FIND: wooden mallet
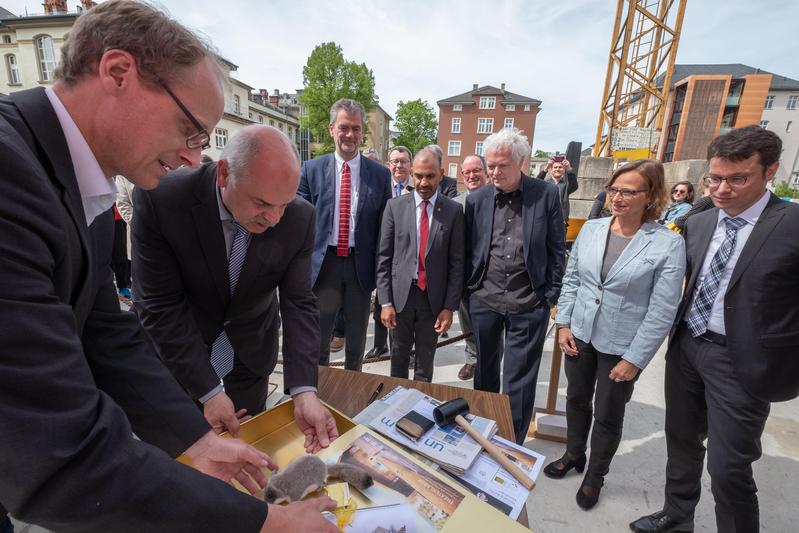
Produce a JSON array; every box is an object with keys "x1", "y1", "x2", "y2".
[{"x1": 433, "y1": 398, "x2": 535, "y2": 491}]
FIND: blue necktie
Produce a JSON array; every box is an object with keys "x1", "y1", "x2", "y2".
[
  {"x1": 395, "y1": 183, "x2": 403, "y2": 198},
  {"x1": 210, "y1": 222, "x2": 251, "y2": 379},
  {"x1": 685, "y1": 217, "x2": 747, "y2": 337}
]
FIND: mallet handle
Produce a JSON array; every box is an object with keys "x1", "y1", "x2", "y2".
[{"x1": 454, "y1": 414, "x2": 535, "y2": 491}]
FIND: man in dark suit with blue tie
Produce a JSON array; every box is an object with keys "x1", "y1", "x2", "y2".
[
  {"x1": 298, "y1": 99, "x2": 392, "y2": 370},
  {"x1": 631, "y1": 126, "x2": 799, "y2": 533},
  {"x1": 465, "y1": 128, "x2": 566, "y2": 444}
]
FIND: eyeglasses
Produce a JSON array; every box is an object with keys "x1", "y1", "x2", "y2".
[
  {"x1": 605, "y1": 186, "x2": 648, "y2": 199},
  {"x1": 704, "y1": 175, "x2": 748, "y2": 187},
  {"x1": 389, "y1": 158, "x2": 410, "y2": 166},
  {"x1": 156, "y1": 78, "x2": 211, "y2": 150}
]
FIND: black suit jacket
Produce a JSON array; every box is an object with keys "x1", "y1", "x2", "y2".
[
  {"x1": 376, "y1": 193, "x2": 465, "y2": 315},
  {"x1": 438, "y1": 175, "x2": 459, "y2": 198},
  {"x1": 672, "y1": 194, "x2": 799, "y2": 402},
  {"x1": 465, "y1": 174, "x2": 566, "y2": 307},
  {"x1": 0, "y1": 88, "x2": 264, "y2": 531},
  {"x1": 132, "y1": 164, "x2": 319, "y2": 399}
]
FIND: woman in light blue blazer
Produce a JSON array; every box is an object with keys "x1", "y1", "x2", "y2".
[{"x1": 544, "y1": 160, "x2": 686, "y2": 510}]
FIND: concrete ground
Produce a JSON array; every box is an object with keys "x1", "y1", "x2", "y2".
[{"x1": 12, "y1": 312, "x2": 798, "y2": 532}]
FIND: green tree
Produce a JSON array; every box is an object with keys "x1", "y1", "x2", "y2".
[
  {"x1": 534, "y1": 149, "x2": 550, "y2": 158},
  {"x1": 300, "y1": 42, "x2": 376, "y2": 156},
  {"x1": 774, "y1": 181, "x2": 799, "y2": 198},
  {"x1": 393, "y1": 99, "x2": 438, "y2": 154}
]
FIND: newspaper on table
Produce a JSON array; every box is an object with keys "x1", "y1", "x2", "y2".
[
  {"x1": 452, "y1": 435, "x2": 544, "y2": 519},
  {"x1": 365, "y1": 386, "x2": 497, "y2": 475}
]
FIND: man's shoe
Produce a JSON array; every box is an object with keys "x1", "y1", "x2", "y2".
[
  {"x1": 329, "y1": 337, "x2": 345, "y2": 352},
  {"x1": 458, "y1": 363, "x2": 475, "y2": 380},
  {"x1": 364, "y1": 346, "x2": 388, "y2": 361},
  {"x1": 629, "y1": 510, "x2": 693, "y2": 532}
]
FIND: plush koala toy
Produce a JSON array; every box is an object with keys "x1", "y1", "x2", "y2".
[{"x1": 264, "y1": 455, "x2": 374, "y2": 504}]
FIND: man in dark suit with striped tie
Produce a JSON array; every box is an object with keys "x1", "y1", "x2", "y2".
[
  {"x1": 631, "y1": 126, "x2": 799, "y2": 533},
  {"x1": 133, "y1": 126, "x2": 336, "y2": 449}
]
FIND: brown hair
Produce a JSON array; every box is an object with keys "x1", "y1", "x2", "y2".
[
  {"x1": 671, "y1": 180, "x2": 695, "y2": 203},
  {"x1": 56, "y1": 0, "x2": 216, "y2": 86},
  {"x1": 707, "y1": 124, "x2": 782, "y2": 168},
  {"x1": 606, "y1": 159, "x2": 667, "y2": 223}
]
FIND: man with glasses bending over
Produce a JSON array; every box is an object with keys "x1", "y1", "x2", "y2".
[
  {"x1": 0, "y1": 1, "x2": 337, "y2": 532},
  {"x1": 631, "y1": 126, "x2": 799, "y2": 533}
]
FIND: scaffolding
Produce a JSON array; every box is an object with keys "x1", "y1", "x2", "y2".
[{"x1": 593, "y1": 0, "x2": 687, "y2": 157}]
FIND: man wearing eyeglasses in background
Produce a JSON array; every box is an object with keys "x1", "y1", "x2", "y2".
[
  {"x1": 0, "y1": 1, "x2": 337, "y2": 532},
  {"x1": 364, "y1": 146, "x2": 414, "y2": 361},
  {"x1": 631, "y1": 125, "x2": 799, "y2": 533}
]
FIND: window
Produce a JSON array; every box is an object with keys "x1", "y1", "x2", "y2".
[
  {"x1": 453, "y1": 104, "x2": 462, "y2": 111},
  {"x1": 270, "y1": 119, "x2": 275, "y2": 126},
  {"x1": 479, "y1": 96, "x2": 496, "y2": 109},
  {"x1": 2, "y1": 36, "x2": 10, "y2": 44},
  {"x1": 233, "y1": 94, "x2": 241, "y2": 114},
  {"x1": 475, "y1": 141, "x2": 484, "y2": 156},
  {"x1": 764, "y1": 95, "x2": 775, "y2": 109},
  {"x1": 788, "y1": 121, "x2": 793, "y2": 133},
  {"x1": 524, "y1": 104, "x2": 531, "y2": 111},
  {"x1": 506, "y1": 104, "x2": 515, "y2": 111},
  {"x1": 248, "y1": 111, "x2": 253, "y2": 119},
  {"x1": 6, "y1": 54, "x2": 20, "y2": 85},
  {"x1": 504, "y1": 118, "x2": 514, "y2": 129},
  {"x1": 451, "y1": 117, "x2": 461, "y2": 133},
  {"x1": 278, "y1": 122, "x2": 284, "y2": 131},
  {"x1": 258, "y1": 115, "x2": 263, "y2": 123},
  {"x1": 35, "y1": 35, "x2": 56, "y2": 82},
  {"x1": 447, "y1": 141, "x2": 461, "y2": 157},
  {"x1": 788, "y1": 95, "x2": 798, "y2": 110},
  {"x1": 760, "y1": 120, "x2": 769, "y2": 129},
  {"x1": 448, "y1": 163, "x2": 458, "y2": 177},
  {"x1": 214, "y1": 127, "x2": 228, "y2": 149},
  {"x1": 477, "y1": 117, "x2": 494, "y2": 134}
]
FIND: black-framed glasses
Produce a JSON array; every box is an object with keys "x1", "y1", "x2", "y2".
[
  {"x1": 156, "y1": 78, "x2": 211, "y2": 150},
  {"x1": 605, "y1": 186, "x2": 648, "y2": 199},
  {"x1": 388, "y1": 158, "x2": 410, "y2": 166},
  {"x1": 704, "y1": 175, "x2": 748, "y2": 187}
]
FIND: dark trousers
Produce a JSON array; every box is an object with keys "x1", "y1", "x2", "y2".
[
  {"x1": 390, "y1": 284, "x2": 438, "y2": 382},
  {"x1": 372, "y1": 297, "x2": 388, "y2": 349},
  {"x1": 333, "y1": 310, "x2": 346, "y2": 338},
  {"x1": 0, "y1": 503, "x2": 11, "y2": 533},
  {"x1": 565, "y1": 338, "x2": 638, "y2": 485},
  {"x1": 457, "y1": 299, "x2": 478, "y2": 364},
  {"x1": 664, "y1": 326, "x2": 770, "y2": 533},
  {"x1": 470, "y1": 296, "x2": 549, "y2": 444},
  {"x1": 315, "y1": 248, "x2": 371, "y2": 370},
  {"x1": 112, "y1": 218, "x2": 130, "y2": 289}
]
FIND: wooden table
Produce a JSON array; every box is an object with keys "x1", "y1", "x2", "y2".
[
  {"x1": 317, "y1": 366, "x2": 531, "y2": 528},
  {"x1": 317, "y1": 366, "x2": 516, "y2": 440}
]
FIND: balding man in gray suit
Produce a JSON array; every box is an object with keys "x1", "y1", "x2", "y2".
[{"x1": 376, "y1": 149, "x2": 465, "y2": 381}]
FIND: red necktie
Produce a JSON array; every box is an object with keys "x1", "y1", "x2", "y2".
[
  {"x1": 418, "y1": 200, "x2": 429, "y2": 291},
  {"x1": 337, "y1": 161, "x2": 351, "y2": 257}
]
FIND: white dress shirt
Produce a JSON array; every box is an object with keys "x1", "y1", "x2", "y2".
[
  {"x1": 45, "y1": 87, "x2": 116, "y2": 225},
  {"x1": 692, "y1": 189, "x2": 770, "y2": 335},
  {"x1": 413, "y1": 191, "x2": 438, "y2": 279},
  {"x1": 328, "y1": 152, "x2": 361, "y2": 247}
]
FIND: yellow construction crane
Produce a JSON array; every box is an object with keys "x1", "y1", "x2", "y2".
[{"x1": 593, "y1": 0, "x2": 687, "y2": 158}]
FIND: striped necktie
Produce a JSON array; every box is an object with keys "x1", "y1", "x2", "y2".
[
  {"x1": 210, "y1": 222, "x2": 251, "y2": 379},
  {"x1": 337, "y1": 161, "x2": 351, "y2": 256},
  {"x1": 685, "y1": 216, "x2": 747, "y2": 337}
]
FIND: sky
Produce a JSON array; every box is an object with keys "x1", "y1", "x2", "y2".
[{"x1": 3, "y1": 0, "x2": 798, "y2": 152}]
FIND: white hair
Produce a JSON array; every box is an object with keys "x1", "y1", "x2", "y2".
[{"x1": 483, "y1": 128, "x2": 530, "y2": 165}]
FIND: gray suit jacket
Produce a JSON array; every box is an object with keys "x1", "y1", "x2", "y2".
[{"x1": 376, "y1": 193, "x2": 465, "y2": 315}]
